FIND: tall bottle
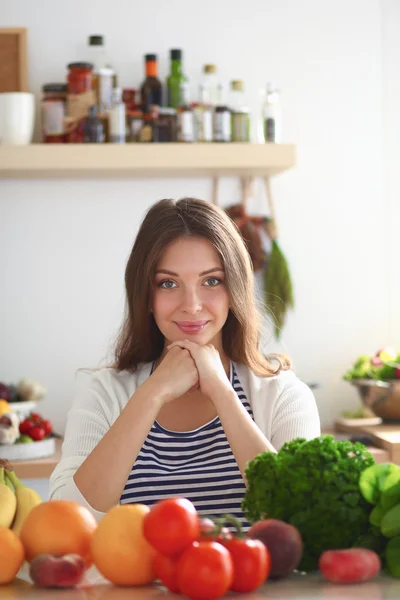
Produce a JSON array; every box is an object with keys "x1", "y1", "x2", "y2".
[
  {"x1": 83, "y1": 105, "x2": 105, "y2": 143},
  {"x1": 263, "y1": 83, "x2": 281, "y2": 142},
  {"x1": 141, "y1": 54, "x2": 162, "y2": 114},
  {"x1": 177, "y1": 83, "x2": 194, "y2": 143},
  {"x1": 167, "y1": 49, "x2": 188, "y2": 109},
  {"x1": 87, "y1": 35, "x2": 116, "y2": 113},
  {"x1": 229, "y1": 80, "x2": 250, "y2": 142},
  {"x1": 201, "y1": 64, "x2": 219, "y2": 107},
  {"x1": 193, "y1": 84, "x2": 213, "y2": 142},
  {"x1": 214, "y1": 83, "x2": 231, "y2": 142},
  {"x1": 109, "y1": 87, "x2": 126, "y2": 143}
]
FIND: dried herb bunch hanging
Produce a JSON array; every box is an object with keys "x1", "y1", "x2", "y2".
[{"x1": 225, "y1": 198, "x2": 294, "y2": 339}]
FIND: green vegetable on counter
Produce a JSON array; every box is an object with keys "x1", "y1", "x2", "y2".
[
  {"x1": 242, "y1": 436, "x2": 375, "y2": 572},
  {"x1": 359, "y1": 462, "x2": 400, "y2": 577}
]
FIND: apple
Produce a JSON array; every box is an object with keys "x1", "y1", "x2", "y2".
[{"x1": 29, "y1": 553, "x2": 85, "y2": 588}]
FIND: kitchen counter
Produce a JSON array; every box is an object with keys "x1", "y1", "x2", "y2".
[{"x1": 4, "y1": 565, "x2": 400, "y2": 600}]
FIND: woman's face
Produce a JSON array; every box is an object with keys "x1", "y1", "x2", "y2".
[{"x1": 152, "y1": 236, "x2": 230, "y2": 354}]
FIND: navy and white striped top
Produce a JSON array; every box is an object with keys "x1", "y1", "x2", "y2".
[{"x1": 120, "y1": 362, "x2": 253, "y2": 530}]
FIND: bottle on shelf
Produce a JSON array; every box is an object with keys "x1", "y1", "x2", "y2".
[
  {"x1": 83, "y1": 105, "x2": 105, "y2": 142},
  {"x1": 141, "y1": 54, "x2": 162, "y2": 114},
  {"x1": 108, "y1": 87, "x2": 126, "y2": 143},
  {"x1": 262, "y1": 82, "x2": 281, "y2": 142},
  {"x1": 177, "y1": 82, "x2": 194, "y2": 143},
  {"x1": 201, "y1": 64, "x2": 219, "y2": 107},
  {"x1": 166, "y1": 49, "x2": 188, "y2": 109},
  {"x1": 229, "y1": 80, "x2": 250, "y2": 142},
  {"x1": 213, "y1": 83, "x2": 231, "y2": 142},
  {"x1": 193, "y1": 84, "x2": 213, "y2": 142},
  {"x1": 87, "y1": 35, "x2": 116, "y2": 113}
]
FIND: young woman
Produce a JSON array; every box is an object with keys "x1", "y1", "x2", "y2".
[{"x1": 49, "y1": 198, "x2": 320, "y2": 527}]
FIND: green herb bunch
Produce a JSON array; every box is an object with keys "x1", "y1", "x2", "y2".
[
  {"x1": 264, "y1": 240, "x2": 294, "y2": 339},
  {"x1": 242, "y1": 436, "x2": 375, "y2": 571}
]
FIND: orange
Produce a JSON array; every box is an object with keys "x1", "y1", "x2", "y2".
[
  {"x1": 0, "y1": 526, "x2": 25, "y2": 584},
  {"x1": 91, "y1": 504, "x2": 156, "y2": 586},
  {"x1": 20, "y1": 500, "x2": 97, "y2": 565}
]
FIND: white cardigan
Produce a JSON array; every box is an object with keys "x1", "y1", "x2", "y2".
[{"x1": 49, "y1": 362, "x2": 321, "y2": 521}]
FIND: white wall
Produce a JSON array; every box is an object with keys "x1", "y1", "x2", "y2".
[{"x1": 0, "y1": 0, "x2": 396, "y2": 432}]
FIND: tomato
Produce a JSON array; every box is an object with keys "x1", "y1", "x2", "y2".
[
  {"x1": 41, "y1": 419, "x2": 52, "y2": 436},
  {"x1": 199, "y1": 518, "x2": 233, "y2": 543},
  {"x1": 143, "y1": 498, "x2": 199, "y2": 557},
  {"x1": 19, "y1": 418, "x2": 34, "y2": 435},
  {"x1": 153, "y1": 552, "x2": 180, "y2": 593},
  {"x1": 28, "y1": 426, "x2": 45, "y2": 441},
  {"x1": 30, "y1": 412, "x2": 42, "y2": 422},
  {"x1": 223, "y1": 537, "x2": 270, "y2": 592},
  {"x1": 177, "y1": 541, "x2": 233, "y2": 600}
]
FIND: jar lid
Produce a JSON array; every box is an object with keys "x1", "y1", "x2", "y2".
[
  {"x1": 204, "y1": 64, "x2": 217, "y2": 74},
  {"x1": 145, "y1": 54, "x2": 157, "y2": 62},
  {"x1": 67, "y1": 62, "x2": 93, "y2": 70},
  {"x1": 88, "y1": 35, "x2": 104, "y2": 46},
  {"x1": 231, "y1": 80, "x2": 244, "y2": 91},
  {"x1": 42, "y1": 83, "x2": 68, "y2": 93}
]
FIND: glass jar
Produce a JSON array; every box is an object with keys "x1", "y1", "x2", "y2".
[
  {"x1": 67, "y1": 62, "x2": 93, "y2": 94},
  {"x1": 153, "y1": 108, "x2": 177, "y2": 142},
  {"x1": 41, "y1": 83, "x2": 67, "y2": 143},
  {"x1": 126, "y1": 110, "x2": 143, "y2": 142}
]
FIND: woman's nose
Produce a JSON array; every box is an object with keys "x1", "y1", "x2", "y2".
[{"x1": 181, "y1": 289, "x2": 202, "y2": 313}]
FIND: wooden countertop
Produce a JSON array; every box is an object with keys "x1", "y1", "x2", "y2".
[{"x1": 5, "y1": 565, "x2": 400, "y2": 599}]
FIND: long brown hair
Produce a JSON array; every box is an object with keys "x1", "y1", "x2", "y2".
[{"x1": 113, "y1": 198, "x2": 290, "y2": 376}]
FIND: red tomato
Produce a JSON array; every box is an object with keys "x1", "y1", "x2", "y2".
[
  {"x1": 223, "y1": 537, "x2": 271, "y2": 592},
  {"x1": 143, "y1": 498, "x2": 199, "y2": 557},
  {"x1": 177, "y1": 541, "x2": 233, "y2": 600},
  {"x1": 19, "y1": 419, "x2": 34, "y2": 435},
  {"x1": 199, "y1": 518, "x2": 233, "y2": 543},
  {"x1": 30, "y1": 412, "x2": 42, "y2": 422},
  {"x1": 153, "y1": 552, "x2": 180, "y2": 593},
  {"x1": 41, "y1": 419, "x2": 53, "y2": 436},
  {"x1": 28, "y1": 426, "x2": 45, "y2": 441}
]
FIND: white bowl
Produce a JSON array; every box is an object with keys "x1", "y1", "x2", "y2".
[
  {"x1": 8, "y1": 400, "x2": 38, "y2": 419},
  {"x1": 0, "y1": 437, "x2": 55, "y2": 461}
]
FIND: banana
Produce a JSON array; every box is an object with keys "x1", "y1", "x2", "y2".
[
  {"x1": 0, "y1": 466, "x2": 17, "y2": 527},
  {"x1": 6, "y1": 469, "x2": 42, "y2": 535}
]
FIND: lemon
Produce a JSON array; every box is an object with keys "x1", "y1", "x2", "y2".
[{"x1": 0, "y1": 400, "x2": 10, "y2": 417}]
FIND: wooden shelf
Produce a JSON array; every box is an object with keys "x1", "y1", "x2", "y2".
[{"x1": 0, "y1": 143, "x2": 296, "y2": 179}]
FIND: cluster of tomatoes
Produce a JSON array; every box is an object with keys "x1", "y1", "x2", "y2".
[
  {"x1": 19, "y1": 412, "x2": 53, "y2": 441},
  {"x1": 143, "y1": 497, "x2": 271, "y2": 600}
]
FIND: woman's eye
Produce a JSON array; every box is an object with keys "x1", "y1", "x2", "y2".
[
  {"x1": 204, "y1": 277, "x2": 222, "y2": 287},
  {"x1": 158, "y1": 280, "x2": 176, "y2": 289}
]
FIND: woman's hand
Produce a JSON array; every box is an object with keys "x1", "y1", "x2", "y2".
[
  {"x1": 166, "y1": 339, "x2": 232, "y2": 401},
  {"x1": 147, "y1": 346, "x2": 199, "y2": 404}
]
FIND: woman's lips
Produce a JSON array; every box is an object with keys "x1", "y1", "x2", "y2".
[{"x1": 175, "y1": 321, "x2": 208, "y2": 333}]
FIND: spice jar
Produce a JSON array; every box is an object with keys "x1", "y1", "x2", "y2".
[
  {"x1": 41, "y1": 83, "x2": 67, "y2": 143},
  {"x1": 153, "y1": 108, "x2": 177, "y2": 142},
  {"x1": 126, "y1": 110, "x2": 143, "y2": 142},
  {"x1": 67, "y1": 62, "x2": 93, "y2": 94}
]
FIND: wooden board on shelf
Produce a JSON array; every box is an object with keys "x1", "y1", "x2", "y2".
[
  {"x1": 0, "y1": 143, "x2": 297, "y2": 179},
  {"x1": 0, "y1": 28, "x2": 28, "y2": 92}
]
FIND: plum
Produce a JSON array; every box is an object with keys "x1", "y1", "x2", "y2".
[
  {"x1": 247, "y1": 519, "x2": 303, "y2": 578},
  {"x1": 29, "y1": 553, "x2": 86, "y2": 588}
]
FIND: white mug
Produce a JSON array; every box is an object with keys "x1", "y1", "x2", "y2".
[{"x1": 0, "y1": 92, "x2": 35, "y2": 145}]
